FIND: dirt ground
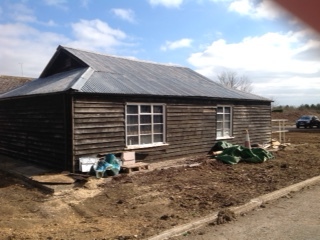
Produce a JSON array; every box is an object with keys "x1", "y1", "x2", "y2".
[{"x1": 1, "y1": 129, "x2": 320, "y2": 240}]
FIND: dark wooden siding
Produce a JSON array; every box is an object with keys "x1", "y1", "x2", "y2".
[
  {"x1": 0, "y1": 94, "x2": 69, "y2": 170},
  {"x1": 72, "y1": 95, "x2": 271, "y2": 165},
  {"x1": 232, "y1": 103, "x2": 271, "y2": 145},
  {"x1": 161, "y1": 104, "x2": 216, "y2": 159},
  {"x1": 0, "y1": 93, "x2": 271, "y2": 171},
  {"x1": 72, "y1": 96, "x2": 126, "y2": 163},
  {"x1": 72, "y1": 96, "x2": 217, "y2": 163}
]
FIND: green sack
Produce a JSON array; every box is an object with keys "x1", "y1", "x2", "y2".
[
  {"x1": 211, "y1": 141, "x2": 235, "y2": 152},
  {"x1": 216, "y1": 143, "x2": 274, "y2": 164}
]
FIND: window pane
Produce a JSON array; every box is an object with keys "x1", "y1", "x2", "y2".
[
  {"x1": 126, "y1": 103, "x2": 166, "y2": 146},
  {"x1": 153, "y1": 115, "x2": 163, "y2": 123},
  {"x1": 216, "y1": 106, "x2": 232, "y2": 138},
  {"x1": 141, "y1": 135, "x2": 152, "y2": 144},
  {"x1": 140, "y1": 115, "x2": 151, "y2": 124},
  {"x1": 140, "y1": 125, "x2": 151, "y2": 134},
  {"x1": 127, "y1": 115, "x2": 138, "y2": 124},
  {"x1": 127, "y1": 126, "x2": 138, "y2": 135},
  {"x1": 217, "y1": 114, "x2": 223, "y2": 121},
  {"x1": 154, "y1": 134, "x2": 163, "y2": 143},
  {"x1": 217, "y1": 130, "x2": 222, "y2": 138},
  {"x1": 127, "y1": 105, "x2": 138, "y2": 114},
  {"x1": 127, "y1": 136, "x2": 138, "y2": 145},
  {"x1": 224, "y1": 129, "x2": 230, "y2": 136},
  {"x1": 154, "y1": 124, "x2": 163, "y2": 133},
  {"x1": 141, "y1": 105, "x2": 151, "y2": 113},
  {"x1": 153, "y1": 105, "x2": 163, "y2": 113}
]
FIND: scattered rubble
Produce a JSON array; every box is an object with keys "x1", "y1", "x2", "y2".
[{"x1": 0, "y1": 130, "x2": 320, "y2": 239}]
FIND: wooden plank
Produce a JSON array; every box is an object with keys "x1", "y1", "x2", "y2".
[
  {"x1": 167, "y1": 130, "x2": 215, "y2": 138},
  {"x1": 74, "y1": 103, "x2": 124, "y2": 108},
  {"x1": 121, "y1": 162, "x2": 149, "y2": 173},
  {"x1": 74, "y1": 108, "x2": 124, "y2": 113},
  {"x1": 74, "y1": 141, "x2": 124, "y2": 151},
  {"x1": 167, "y1": 127, "x2": 215, "y2": 133},
  {"x1": 74, "y1": 145, "x2": 124, "y2": 155},
  {"x1": 74, "y1": 122, "x2": 124, "y2": 129},
  {"x1": 167, "y1": 117, "x2": 215, "y2": 122},
  {"x1": 167, "y1": 135, "x2": 215, "y2": 142},
  {"x1": 74, "y1": 113, "x2": 124, "y2": 118},
  {"x1": 74, "y1": 127, "x2": 124, "y2": 134},
  {"x1": 74, "y1": 132, "x2": 124, "y2": 140},
  {"x1": 167, "y1": 123, "x2": 215, "y2": 129},
  {"x1": 168, "y1": 116, "x2": 215, "y2": 121},
  {"x1": 74, "y1": 117, "x2": 124, "y2": 124},
  {"x1": 74, "y1": 137, "x2": 125, "y2": 145}
]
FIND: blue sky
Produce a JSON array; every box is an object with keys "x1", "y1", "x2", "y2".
[{"x1": 0, "y1": 0, "x2": 319, "y2": 106}]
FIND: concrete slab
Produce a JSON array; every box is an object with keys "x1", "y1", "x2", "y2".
[
  {"x1": 0, "y1": 154, "x2": 75, "y2": 193},
  {"x1": 31, "y1": 174, "x2": 75, "y2": 184}
]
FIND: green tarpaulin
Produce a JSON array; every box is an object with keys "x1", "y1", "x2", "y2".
[{"x1": 213, "y1": 141, "x2": 274, "y2": 164}]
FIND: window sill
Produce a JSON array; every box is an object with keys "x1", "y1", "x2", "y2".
[
  {"x1": 125, "y1": 143, "x2": 169, "y2": 150},
  {"x1": 216, "y1": 136, "x2": 235, "y2": 140}
]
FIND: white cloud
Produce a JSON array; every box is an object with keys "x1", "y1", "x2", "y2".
[
  {"x1": 148, "y1": 0, "x2": 184, "y2": 8},
  {"x1": 0, "y1": 23, "x2": 68, "y2": 77},
  {"x1": 43, "y1": 0, "x2": 68, "y2": 10},
  {"x1": 111, "y1": 8, "x2": 136, "y2": 23},
  {"x1": 41, "y1": 20, "x2": 57, "y2": 27},
  {"x1": 0, "y1": 18, "x2": 132, "y2": 77},
  {"x1": 254, "y1": 76, "x2": 320, "y2": 105},
  {"x1": 80, "y1": 0, "x2": 91, "y2": 8},
  {"x1": 188, "y1": 30, "x2": 320, "y2": 105},
  {"x1": 8, "y1": 3, "x2": 37, "y2": 23},
  {"x1": 69, "y1": 19, "x2": 127, "y2": 52},
  {"x1": 209, "y1": 0, "x2": 283, "y2": 20},
  {"x1": 161, "y1": 38, "x2": 193, "y2": 51},
  {"x1": 229, "y1": 0, "x2": 282, "y2": 20},
  {"x1": 5, "y1": 3, "x2": 57, "y2": 26},
  {"x1": 189, "y1": 31, "x2": 320, "y2": 76}
]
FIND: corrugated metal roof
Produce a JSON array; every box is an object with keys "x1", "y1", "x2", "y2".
[
  {"x1": 0, "y1": 46, "x2": 270, "y2": 102},
  {"x1": 65, "y1": 46, "x2": 268, "y2": 101},
  {"x1": 0, "y1": 68, "x2": 86, "y2": 98}
]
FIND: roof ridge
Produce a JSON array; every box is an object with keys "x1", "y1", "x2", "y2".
[{"x1": 60, "y1": 45, "x2": 185, "y2": 68}]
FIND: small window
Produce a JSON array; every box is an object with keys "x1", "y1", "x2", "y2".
[
  {"x1": 216, "y1": 106, "x2": 232, "y2": 138},
  {"x1": 126, "y1": 104, "x2": 166, "y2": 147}
]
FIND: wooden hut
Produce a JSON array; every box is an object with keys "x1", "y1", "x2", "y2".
[{"x1": 0, "y1": 46, "x2": 272, "y2": 172}]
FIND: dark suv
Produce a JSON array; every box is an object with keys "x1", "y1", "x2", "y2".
[{"x1": 296, "y1": 115, "x2": 320, "y2": 128}]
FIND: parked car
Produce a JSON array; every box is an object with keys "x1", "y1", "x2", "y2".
[{"x1": 296, "y1": 115, "x2": 320, "y2": 128}]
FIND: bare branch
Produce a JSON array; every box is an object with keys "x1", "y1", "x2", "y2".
[{"x1": 217, "y1": 71, "x2": 253, "y2": 93}]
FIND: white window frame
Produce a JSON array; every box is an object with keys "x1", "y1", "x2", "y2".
[
  {"x1": 125, "y1": 103, "x2": 166, "y2": 149},
  {"x1": 216, "y1": 106, "x2": 233, "y2": 139}
]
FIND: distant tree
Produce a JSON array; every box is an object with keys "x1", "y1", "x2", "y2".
[
  {"x1": 217, "y1": 71, "x2": 253, "y2": 93},
  {"x1": 269, "y1": 96, "x2": 279, "y2": 109}
]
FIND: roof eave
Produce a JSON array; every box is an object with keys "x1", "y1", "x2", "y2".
[{"x1": 70, "y1": 91, "x2": 272, "y2": 103}]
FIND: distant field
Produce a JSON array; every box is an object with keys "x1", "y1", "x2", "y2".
[{"x1": 272, "y1": 109, "x2": 320, "y2": 125}]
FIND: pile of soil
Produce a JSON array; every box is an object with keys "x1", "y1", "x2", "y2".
[{"x1": 0, "y1": 129, "x2": 320, "y2": 240}]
